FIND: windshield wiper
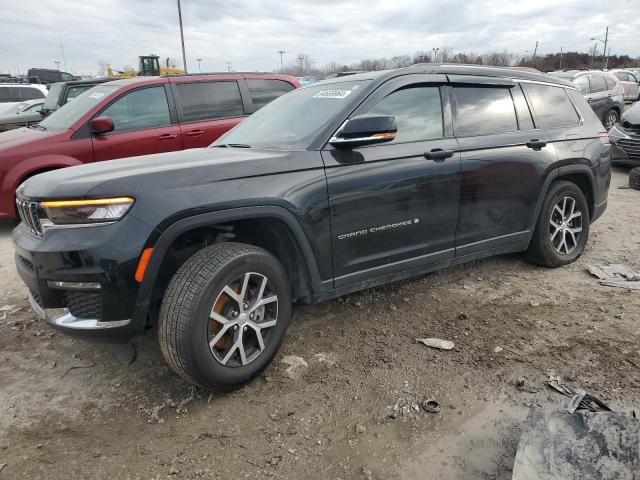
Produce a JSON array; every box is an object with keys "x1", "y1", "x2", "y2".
[
  {"x1": 28, "y1": 123, "x2": 46, "y2": 131},
  {"x1": 214, "y1": 143, "x2": 251, "y2": 148}
]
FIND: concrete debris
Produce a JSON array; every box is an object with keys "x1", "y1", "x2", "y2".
[
  {"x1": 494, "y1": 346, "x2": 504, "y2": 353},
  {"x1": 415, "y1": 338, "x2": 454, "y2": 350},
  {"x1": 313, "y1": 352, "x2": 338, "y2": 366},
  {"x1": 280, "y1": 355, "x2": 308, "y2": 379},
  {"x1": 587, "y1": 264, "x2": 640, "y2": 290}
]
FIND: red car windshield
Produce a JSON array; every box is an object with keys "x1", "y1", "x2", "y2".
[{"x1": 39, "y1": 85, "x2": 119, "y2": 131}]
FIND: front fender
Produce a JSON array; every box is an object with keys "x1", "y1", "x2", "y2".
[{"x1": 4, "y1": 154, "x2": 83, "y2": 190}]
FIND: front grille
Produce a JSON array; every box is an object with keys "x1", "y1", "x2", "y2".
[
  {"x1": 618, "y1": 138, "x2": 640, "y2": 161},
  {"x1": 65, "y1": 291, "x2": 102, "y2": 320},
  {"x1": 15, "y1": 198, "x2": 43, "y2": 236}
]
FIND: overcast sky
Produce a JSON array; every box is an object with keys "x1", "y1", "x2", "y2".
[{"x1": 0, "y1": 0, "x2": 638, "y2": 76}]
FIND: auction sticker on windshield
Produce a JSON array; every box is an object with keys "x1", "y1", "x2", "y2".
[
  {"x1": 89, "y1": 92, "x2": 105, "y2": 99},
  {"x1": 313, "y1": 90, "x2": 353, "y2": 99}
]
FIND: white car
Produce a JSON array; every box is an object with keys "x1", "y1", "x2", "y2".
[
  {"x1": 0, "y1": 84, "x2": 48, "y2": 114},
  {"x1": 609, "y1": 69, "x2": 640, "y2": 102}
]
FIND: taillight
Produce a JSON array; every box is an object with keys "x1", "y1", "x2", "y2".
[
  {"x1": 621, "y1": 85, "x2": 626, "y2": 96},
  {"x1": 598, "y1": 132, "x2": 610, "y2": 144}
]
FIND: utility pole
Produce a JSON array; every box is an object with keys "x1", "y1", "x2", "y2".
[
  {"x1": 297, "y1": 54, "x2": 304, "y2": 74},
  {"x1": 605, "y1": 47, "x2": 611, "y2": 69},
  {"x1": 54, "y1": 60, "x2": 60, "y2": 71},
  {"x1": 226, "y1": 61, "x2": 232, "y2": 72},
  {"x1": 278, "y1": 50, "x2": 285, "y2": 73},
  {"x1": 196, "y1": 58, "x2": 202, "y2": 73},
  {"x1": 59, "y1": 36, "x2": 67, "y2": 72},
  {"x1": 592, "y1": 42, "x2": 598, "y2": 64},
  {"x1": 176, "y1": 0, "x2": 188, "y2": 73},
  {"x1": 432, "y1": 47, "x2": 440, "y2": 62},
  {"x1": 559, "y1": 47, "x2": 563, "y2": 70},
  {"x1": 603, "y1": 26, "x2": 608, "y2": 65},
  {"x1": 531, "y1": 40, "x2": 538, "y2": 68}
]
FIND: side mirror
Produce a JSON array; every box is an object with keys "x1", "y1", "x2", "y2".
[
  {"x1": 90, "y1": 116, "x2": 114, "y2": 135},
  {"x1": 330, "y1": 114, "x2": 397, "y2": 149}
]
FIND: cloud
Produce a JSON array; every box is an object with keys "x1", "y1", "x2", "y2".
[{"x1": 0, "y1": 0, "x2": 637, "y2": 76}]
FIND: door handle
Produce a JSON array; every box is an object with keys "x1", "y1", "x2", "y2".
[
  {"x1": 185, "y1": 129, "x2": 204, "y2": 137},
  {"x1": 424, "y1": 148, "x2": 454, "y2": 162},
  {"x1": 526, "y1": 139, "x2": 547, "y2": 150},
  {"x1": 587, "y1": 98, "x2": 593, "y2": 103},
  {"x1": 158, "y1": 133, "x2": 177, "y2": 140}
]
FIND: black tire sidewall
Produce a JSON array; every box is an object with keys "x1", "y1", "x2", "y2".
[
  {"x1": 539, "y1": 182, "x2": 590, "y2": 265},
  {"x1": 188, "y1": 252, "x2": 291, "y2": 389}
]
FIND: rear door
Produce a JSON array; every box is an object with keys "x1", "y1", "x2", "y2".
[
  {"x1": 172, "y1": 79, "x2": 247, "y2": 148},
  {"x1": 451, "y1": 78, "x2": 556, "y2": 256},
  {"x1": 586, "y1": 74, "x2": 610, "y2": 120},
  {"x1": 91, "y1": 84, "x2": 183, "y2": 162}
]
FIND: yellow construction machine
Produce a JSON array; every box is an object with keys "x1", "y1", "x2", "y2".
[{"x1": 107, "y1": 55, "x2": 185, "y2": 77}]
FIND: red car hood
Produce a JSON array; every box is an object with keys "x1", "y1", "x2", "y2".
[{"x1": 0, "y1": 126, "x2": 61, "y2": 150}]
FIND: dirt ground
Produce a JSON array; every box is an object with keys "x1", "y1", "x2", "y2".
[{"x1": 1, "y1": 167, "x2": 639, "y2": 480}]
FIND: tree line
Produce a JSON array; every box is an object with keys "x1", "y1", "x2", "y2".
[{"x1": 281, "y1": 48, "x2": 640, "y2": 76}]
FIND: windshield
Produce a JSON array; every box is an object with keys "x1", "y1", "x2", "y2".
[
  {"x1": 213, "y1": 80, "x2": 369, "y2": 150},
  {"x1": 39, "y1": 85, "x2": 119, "y2": 131}
]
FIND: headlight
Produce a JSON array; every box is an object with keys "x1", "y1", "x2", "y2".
[
  {"x1": 609, "y1": 124, "x2": 630, "y2": 140},
  {"x1": 40, "y1": 197, "x2": 135, "y2": 225}
]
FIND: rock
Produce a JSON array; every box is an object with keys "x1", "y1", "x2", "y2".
[
  {"x1": 457, "y1": 312, "x2": 468, "y2": 320},
  {"x1": 494, "y1": 346, "x2": 504, "y2": 353},
  {"x1": 169, "y1": 465, "x2": 180, "y2": 475},
  {"x1": 416, "y1": 338, "x2": 454, "y2": 350},
  {"x1": 530, "y1": 301, "x2": 540, "y2": 307},
  {"x1": 355, "y1": 424, "x2": 366, "y2": 435},
  {"x1": 280, "y1": 355, "x2": 308, "y2": 379},
  {"x1": 615, "y1": 313, "x2": 625, "y2": 320},
  {"x1": 389, "y1": 305, "x2": 397, "y2": 311}
]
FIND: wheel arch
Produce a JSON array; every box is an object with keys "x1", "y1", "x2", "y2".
[
  {"x1": 529, "y1": 165, "x2": 596, "y2": 231},
  {"x1": 135, "y1": 206, "x2": 326, "y2": 324}
]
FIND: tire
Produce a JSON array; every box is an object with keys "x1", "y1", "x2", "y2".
[
  {"x1": 604, "y1": 109, "x2": 619, "y2": 130},
  {"x1": 159, "y1": 242, "x2": 291, "y2": 392},
  {"x1": 525, "y1": 180, "x2": 590, "y2": 268},
  {"x1": 630, "y1": 167, "x2": 640, "y2": 190}
]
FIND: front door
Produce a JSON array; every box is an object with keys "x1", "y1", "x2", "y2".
[
  {"x1": 91, "y1": 85, "x2": 183, "y2": 162},
  {"x1": 322, "y1": 75, "x2": 461, "y2": 287}
]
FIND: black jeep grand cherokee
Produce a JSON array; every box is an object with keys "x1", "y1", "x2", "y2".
[{"x1": 14, "y1": 65, "x2": 611, "y2": 391}]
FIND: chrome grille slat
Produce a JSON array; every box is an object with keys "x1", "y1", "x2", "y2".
[{"x1": 15, "y1": 198, "x2": 43, "y2": 236}]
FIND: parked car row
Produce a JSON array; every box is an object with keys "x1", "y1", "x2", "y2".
[
  {"x1": 0, "y1": 83, "x2": 48, "y2": 114},
  {"x1": 12, "y1": 64, "x2": 612, "y2": 391}
]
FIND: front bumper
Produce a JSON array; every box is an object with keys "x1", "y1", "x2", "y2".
[
  {"x1": 13, "y1": 214, "x2": 156, "y2": 341},
  {"x1": 610, "y1": 125, "x2": 640, "y2": 166}
]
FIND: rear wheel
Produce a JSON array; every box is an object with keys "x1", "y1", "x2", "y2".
[
  {"x1": 604, "y1": 109, "x2": 619, "y2": 129},
  {"x1": 159, "y1": 243, "x2": 291, "y2": 391},
  {"x1": 525, "y1": 180, "x2": 590, "y2": 267}
]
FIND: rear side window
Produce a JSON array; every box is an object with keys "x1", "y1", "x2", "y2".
[
  {"x1": 19, "y1": 87, "x2": 45, "y2": 100},
  {"x1": 366, "y1": 86, "x2": 443, "y2": 143},
  {"x1": 452, "y1": 86, "x2": 517, "y2": 136},
  {"x1": 176, "y1": 81, "x2": 244, "y2": 122},
  {"x1": 605, "y1": 77, "x2": 617, "y2": 90},
  {"x1": 573, "y1": 76, "x2": 590, "y2": 94},
  {"x1": 522, "y1": 83, "x2": 580, "y2": 128},
  {"x1": 66, "y1": 85, "x2": 92, "y2": 101},
  {"x1": 614, "y1": 72, "x2": 626, "y2": 81},
  {"x1": 590, "y1": 75, "x2": 607, "y2": 93},
  {"x1": 101, "y1": 86, "x2": 171, "y2": 132},
  {"x1": 247, "y1": 79, "x2": 295, "y2": 110}
]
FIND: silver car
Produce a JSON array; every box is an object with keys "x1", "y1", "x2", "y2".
[
  {"x1": 0, "y1": 99, "x2": 44, "y2": 132},
  {"x1": 610, "y1": 69, "x2": 640, "y2": 102}
]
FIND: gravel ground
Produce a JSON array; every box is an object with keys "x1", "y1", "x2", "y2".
[{"x1": 1, "y1": 167, "x2": 639, "y2": 479}]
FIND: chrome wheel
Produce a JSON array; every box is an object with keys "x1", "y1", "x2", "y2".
[
  {"x1": 605, "y1": 111, "x2": 618, "y2": 129},
  {"x1": 549, "y1": 196, "x2": 582, "y2": 255},
  {"x1": 207, "y1": 272, "x2": 278, "y2": 367}
]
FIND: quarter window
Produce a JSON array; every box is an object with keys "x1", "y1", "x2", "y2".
[
  {"x1": 453, "y1": 86, "x2": 517, "y2": 136},
  {"x1": 67, "y1": 85, "x2": 92, "y2": 101},
  {"x1": 247, "y1": 79, "x2": 295, "y2": 110},
  {"x1": 589, "y1": 75, "x2": 607, "y2": 93},
  {"x1": 176, "y1": 81, "x2": 244, "y2": 122},
  {"x1": 365, "y1": 86, "x2": 443, "y2": 143},
  {"x1": 19, "y1": 87, "x2": 44, "y2": 101},
  {"x1": 101, "y1": 86, "x2": 171, "y2": 132},
  {"x1": 522, "y1": 83, "x2": 580, "y2": 128}
]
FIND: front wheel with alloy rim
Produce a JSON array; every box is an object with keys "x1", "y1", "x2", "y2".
[
  {"x1": 159, "y1": 243, "x2": 291, "y2": 392},
  {"x1": 525, "y1": 180, "x2": 590, "y2": 267},
  {"x1": 604, "y1": 109, "x2": 619, "y2": 130}
]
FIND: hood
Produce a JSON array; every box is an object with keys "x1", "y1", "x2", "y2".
[
  {"x1": 0, "y1": 126, "x2": 58, "y2": 150},
  {"x1": 19, "y1": 147, "x2": 318, "y2": 200},
  {"x1": 621, "y1": 102, "x2": 640, "y2": 126}
]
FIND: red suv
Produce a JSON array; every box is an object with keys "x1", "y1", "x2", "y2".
[{"x1": 0, "y1": 73, "x2": 299, "y2": 218}]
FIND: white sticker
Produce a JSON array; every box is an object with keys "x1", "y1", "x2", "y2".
[
  {"x1": 313, "y1": 90, "x2": 353, "y2": 99},
  {"x1": 89, "y1": 92, "x2": 105, "y2": 99}
]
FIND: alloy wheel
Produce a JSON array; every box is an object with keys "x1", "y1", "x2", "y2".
[
  {"x1": 605, "y1": 111, "x2": 618, "y2": 129},
  {"x1": 549, "y1": 196, "x2": 582, "y2": 255},
  {"x1": 207, "y1": 272, "x2": 278, "y2": 367}
]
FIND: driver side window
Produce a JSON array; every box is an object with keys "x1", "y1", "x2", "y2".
[
  {"x1": 365, "y1": 86, "x2": 443, "y2": 144},
  {"x1": 101, "y1": 86, "x2": 171, "y2": 132}
]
